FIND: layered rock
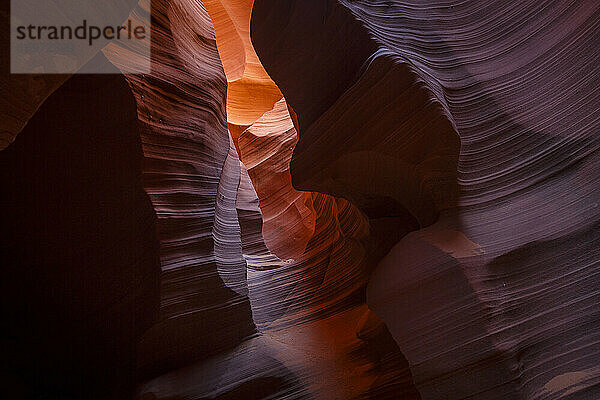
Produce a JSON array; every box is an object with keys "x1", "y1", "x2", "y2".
[
  {"x1": 237, "y1": 98, "x2": 316, "y2": 260},
  {"x1": 235, "y1": 161, "x2": 284, "y2": 269},
  {"x1": 252, "y1": 1, "x2": 600, "y2": 399},
  {"x1": 230, "y1": 90, "x2": 372, "y2": 328},
  {"x1": 202, "y1": 2, "x2": 423, "y2": 397},
  {"x1": 233, "y1": 97, "x2": 419, "y2": 399},
  {"x1": 1, "y1": 0, "x2": 259, "y2": 395},
  {"x1": 5, "y1": 0, "x2": 596, "y2": 399},
  {"x1": 203, "y1": 0, "x2": 283, "y2": 126},
  {"x1": 109, "y1": 0, "x2": 257, "y2": 377}
]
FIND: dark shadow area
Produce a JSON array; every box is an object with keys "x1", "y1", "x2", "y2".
[
  {"x1": 354, "y1": 319, "x2": 422, "y2": 400},
  {"x1": 204, "y1": 377, "x2": 291, "y2": 400},
  {"x1": 0, "y1": 54, "x2": 160, "y2": 399}
]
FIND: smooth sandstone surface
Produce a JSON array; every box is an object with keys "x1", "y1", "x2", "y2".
[
  {"x1": 3, "y1": 0, "x2": 599, "y2": 399},
  {"x1": 238, "y1": 98, "x2": 316, "y2": 261},
  {"x1": 252, "y1": 0, "x2": 600, "y2": 399},
  {"x1": 203, "y1": 0, "x2": 283, "y2": 126}
]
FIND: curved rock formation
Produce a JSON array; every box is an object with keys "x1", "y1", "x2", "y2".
[
  {"x1": 112, "y1": 0, "x2": 256, "y2": 377},
  {"x1": 251, "y1": 1, "x2": 460, "y2": 227},
  {"x1": 238, "y1": 98, "x2": 316, "y2": 260},
  {"x1": 203, "y1": 0, "x2": 283, "y2": 126},
  {"x1": 5, "y1": 0, "x2": 598, "y2": 399},
  {"x1": 235, "y1": 161, "x2": 284, "y2": 270},
  {"x1": 2, "y1": 0, "x2": 258, "y2": 395},
  {"x1": 251, "y1": 1, "x2": 600, "y2": 399},
  {"x1": 234, "y1": 95, "x2": 419, "y2": 399}
]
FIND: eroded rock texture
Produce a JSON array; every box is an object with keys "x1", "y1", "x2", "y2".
[
  {"x1": 251, "y1": 1, "x2": 600, "y2": 399},
  {"x1": 237, "y1": 99, "x2": 316, "y2": 261},
  {"x1": 4, "y1": 0, "x2": 598, "y2": 399},
  {"x1": 130, "y1": 1, "x2": 422, "y2": 398},
  {"x1": 2, "y1": 0, "x2": 258, "y2": 396},
  {"x1": 233, "y1": 97, "x2": 419, "y2": 399},
  {"x1": 112, "y1": 0, "x2": 257, "y2": 377},
  {"x1": 203, "y1": 0, "x2": 283, "y2": 126}
]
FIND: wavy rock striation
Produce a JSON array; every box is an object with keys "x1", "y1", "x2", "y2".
[
  {"x1": 234, "y1": 96, "x2": 420, "y2": 399},
  {"x1": 252, "y1": 1, "x2": 600, "y2": 399},
  {"x1": 5, "y1": 0, "x2": 598, "y2": 399},
  {"x1": 112, "y1": 0, "x2": 257, "y2": 377},
  {"x1": 237, "y1": 98, "x2": 316, "y2": 260}
]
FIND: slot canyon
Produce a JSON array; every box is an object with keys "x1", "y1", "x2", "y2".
[{"x1": 1, "y1": 0, "x2": 599, "y2": 399}]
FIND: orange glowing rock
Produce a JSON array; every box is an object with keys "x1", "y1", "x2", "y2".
[
  {"x1": 237, "y1": 98, "x2": 316, "y2": 260},
  {"x1": 203, "y1": 0, "x2": 282, "y2": 126}
]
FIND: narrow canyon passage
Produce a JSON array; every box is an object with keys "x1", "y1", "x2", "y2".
[
  {"x1": 1, "y1": 0, "x2": 599, "y2": 399},
  {"x1": 136, "y1": 1, "x2": 423, "y2": 398}
]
